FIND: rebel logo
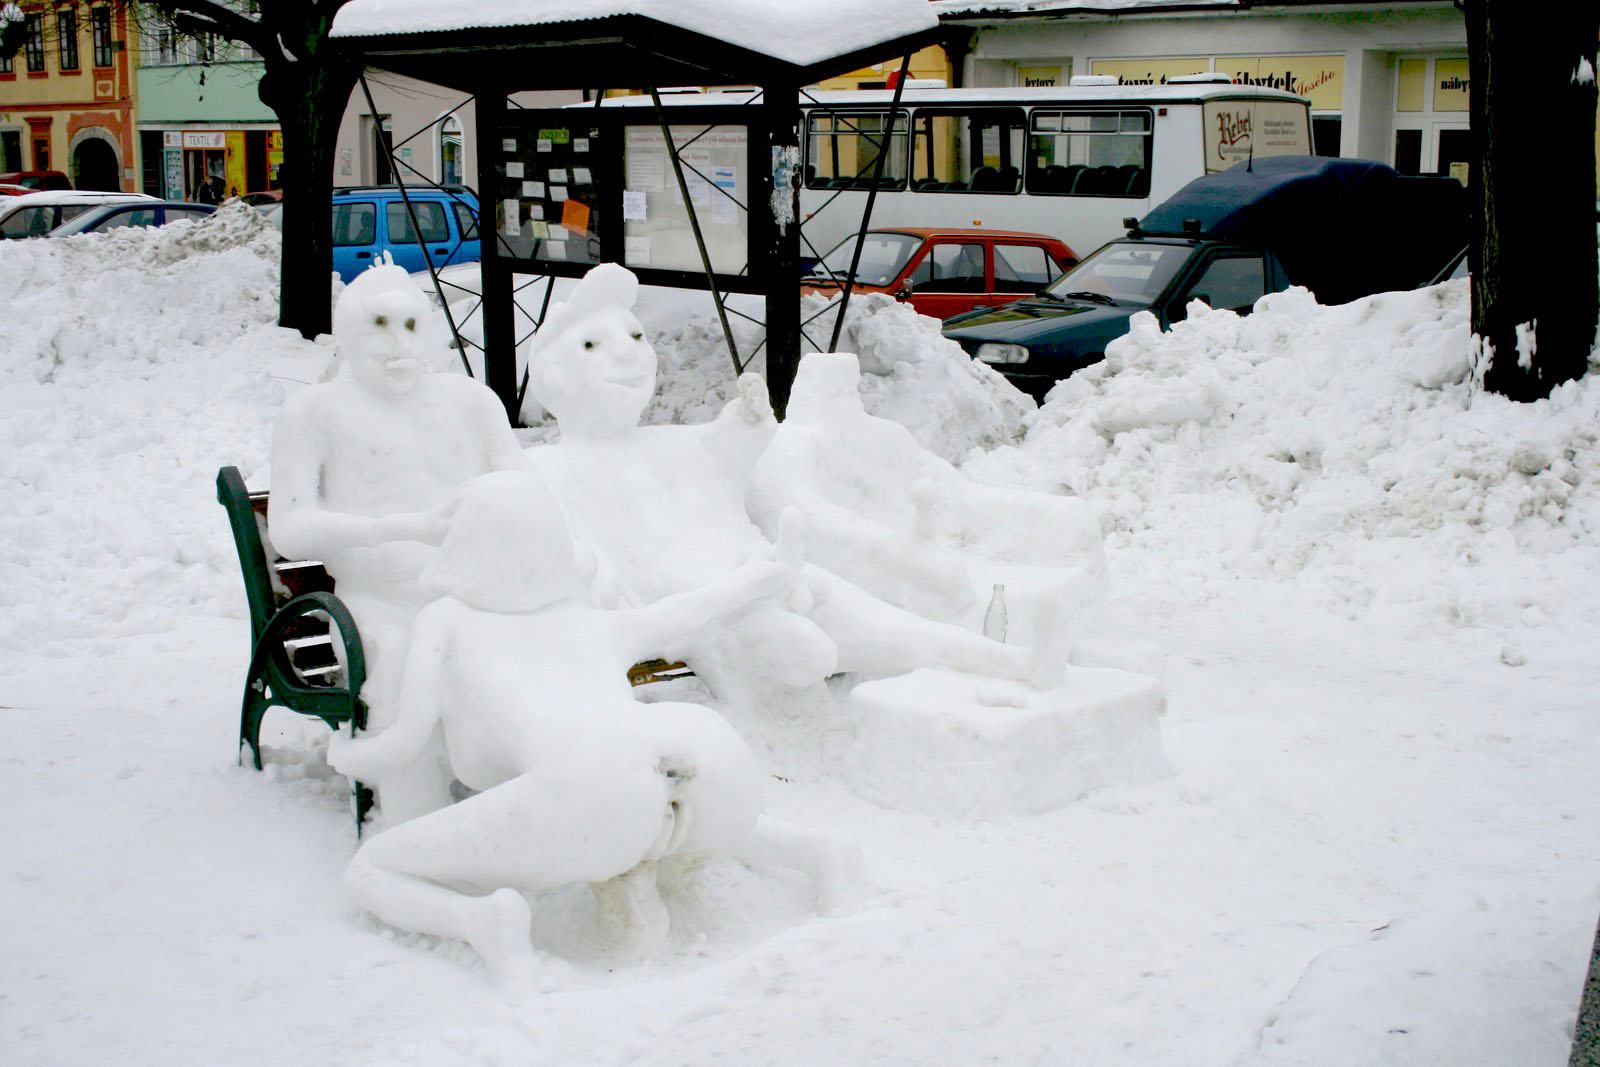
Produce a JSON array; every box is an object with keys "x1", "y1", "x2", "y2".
[{"x1": 1215, "y1": 110, "x2": 1252, "y2": 159}]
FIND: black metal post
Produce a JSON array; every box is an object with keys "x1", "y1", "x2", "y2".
[
  {"x1": 475, "y1": 91, "x2": 519, "y2": 423},
  {"x1": 1573, "y1": 911, "x2": 1600, "y2": 1066},
  {"x1": 762, "y1": 78, "x2": 802, "y2": 418},
  {"x1": 827, "y1": 54, "x2": 911, "y2": 353}
]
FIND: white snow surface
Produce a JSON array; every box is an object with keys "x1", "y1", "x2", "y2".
[
  {"x1": 331, "y1": 0, "x2": 938, "y2": 70},
  {"x1": 5, "y1": 209, "x2": 1600, "y2": 1065},
  {"x1": 931, "y1": 0, "x2": 1237, "y2": 15}
]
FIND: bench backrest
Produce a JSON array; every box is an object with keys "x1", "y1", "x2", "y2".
[{"x1": 217, "y1": 466, "x2": 280, "y2": 646}]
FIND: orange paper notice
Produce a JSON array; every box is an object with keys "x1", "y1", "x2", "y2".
[{"x1": 561, "y1": 198, "x2": 591, "y2": 235}]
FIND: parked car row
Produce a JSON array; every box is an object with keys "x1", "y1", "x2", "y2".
[
  {"x1": 258, "y1": 186, "x2": 483, "y2": 283},
  {"x1": 0, "y1": 190, "x2": 215, "y2": 239}
]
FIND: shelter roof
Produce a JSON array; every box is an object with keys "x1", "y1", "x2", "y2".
[{"x1": 332, "y1": 0, "x2": 943, "y2": 91}]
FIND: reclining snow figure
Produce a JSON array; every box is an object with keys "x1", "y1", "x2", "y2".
[
  {"x1": 747, "y1": 352, "x2": 1108, "y2": 650},
  {"x1": 328, "y1": 471, "x2": 853, "y2": 984},
  {"x1": 521, "y1": 264, "x2": 1051, "y2": 726},
  {"x1": 269, "y1": 255, "x2": 526, "y2": 824}
]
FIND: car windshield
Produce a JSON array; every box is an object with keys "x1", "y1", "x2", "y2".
[
  {"x1": 809, "y1": 232, "x2": 922, "y2": 286},
  {"x1": 1043, "y1": 241, "x2": 1191, "y2": 306}
]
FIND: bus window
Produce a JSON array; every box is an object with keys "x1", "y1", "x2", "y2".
[
  {"x1": 1025, "y1": 110, "x2": 1152, "y2": 198},
  {"x1": 909, "y1": 109, "x2": 1025, "y2": 194},
  {"x1": 805, "y1": 110, "x2": 908, "y2": 191}
]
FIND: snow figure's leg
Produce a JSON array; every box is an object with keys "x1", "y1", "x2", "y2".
[
  {"x1": 806, "y1": 569, "x2": 1035, "y2": 683},
  {"x1": 732, "y1": 814, "x2": 864, "y2": 915},
  {"x1": 346, "y1": 817, "x2": 537, "y2": 986},
  {"x1": 339, "y1": 591, "x2": 454, "y2": 825},
  {"x1": 590, "y1": 860, "x2": 670, "y2": 955}
]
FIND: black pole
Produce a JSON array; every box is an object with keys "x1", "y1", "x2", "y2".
[
  {"x1": 762, "y1": 78, "x2": 802, "y2": 418},
  {"x1": 649, "y1": 86, "x2": 742, "y2": 378},
  {"x1": 357, "y1": 73, "x2": 474, "y2": 379},
  {"x1": 828, "y1": 54, "x2": 911, "y2": 354},
  {"x1": 475, "y1": 91, "x2": 519, "y2": 424}
]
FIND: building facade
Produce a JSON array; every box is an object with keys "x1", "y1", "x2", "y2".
[
  {"x1": 932, "y1": 0, "x2": 1473, "y2": 177},
  {"x1": 0, "y1": 0, "x2": 137, "y2": 188},
  {"x1": 133, "y1": 16, "x2": 279, "y2": 200}
]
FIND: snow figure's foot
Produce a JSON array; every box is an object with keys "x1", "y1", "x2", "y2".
[
  {"x1": 811, "y1": 830, "x2": 866, "y2": 916},
  {"x1": 592, "y1": 861, "x2": 671, "y2": 957},
  {"x1": 736, "y1": 816, "x2": 864, "y2": 916},
  {"x1": 466, "y1": 888, "x2": 538, "y2": 987}
]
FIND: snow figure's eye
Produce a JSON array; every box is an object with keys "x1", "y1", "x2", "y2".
[
  {"x1": 584, "y1": 340, "x2": 595, "y2": 350},
  {"x1": 405, "y1": 318, "x2": 416, "y2": 331},
  {"x1": 374, "y1": 315, "x2": 387, "y2": 327},
  {"x1": 631, "y1": 332, "x2": 643, "y2": 341}
]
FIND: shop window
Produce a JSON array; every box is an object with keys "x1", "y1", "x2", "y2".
[
  {"x1": 0, "y1": 131, "x2": 20, "y2": 169},
  {"x1": 1312, "y1": 116, "x2": 1341, "y2": 157},
  {"x1": 909, "y1": 243, "x2": 986, "y2": 293},
  {"x1": 33, "y1": 138, "x2": 50, "y2": 170},
  {"x1": 439, "y1": 115, "x2": 463, "y2": 186},
  {"x1": 57, "y1": 8, "x2": 78, "y2": 71},
  {"x1": 25, "y1": 14, "x2": 45, "y2": 72},
  {"x1": 386, "y1": 201, "x2": 450, "y2": 244},
  {"x1": 909, "y1": 109, "x2": 1025, "y2": 193},
  {"x1": 91, "y1": 7, "x2": 113, "y2": 68},
  {"x1": 1025, "y1": 110, "x2": 1152, "y2": 197},
  {"x1": 1437, "y1": 128, "x2": 1471, "y2": 183},
  {"x1": 365, "y1": 115, "x2": 393, "y2": 185},
  {"x1": 804, "y1": 109, "x2": 908, "y2": 190},
  {"x1": 1396, "y1": 59, "x2": 1426, "y2": 113},
  {"x1": 1393, "y1": 129, "x2": 1422, "y2": 176}
]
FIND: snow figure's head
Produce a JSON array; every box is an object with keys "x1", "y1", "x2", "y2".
[
  {"x1": 334, "y1": 253, "x2": 432, "y2": 396},
  {"x1": 423, "y1": 470, "x2": 583, "y2": 614},
  {"x1": 526, "y1": 263, "x2": 655, "y2": 438},
  {"x1": 787, "y1": 352, "x2": 865, "y2": 424}
]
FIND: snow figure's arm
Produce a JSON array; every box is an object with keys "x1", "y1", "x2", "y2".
[
  {"x1": 327, "y1": 608, "x2": 451, "y2": 782},
  {"x1": 610, "y1": 554, "x2": 796, "y2": 665},
  {"x1": 267, "y1": 396, "x2": 452, "y2": 559},
  {"x1": 693, "y1": 373, "x2": 779, "y2": 491},
  {"x1": 472, "y1": 384, "x2": 535, "y2": 475}
]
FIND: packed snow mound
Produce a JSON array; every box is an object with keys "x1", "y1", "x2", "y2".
[
  {"x1": 0, "y1": 199, "x2": 325, "y2": 652},
  {"x1": 964, "y1": 281, "x2": 1600, "y2": 635}
]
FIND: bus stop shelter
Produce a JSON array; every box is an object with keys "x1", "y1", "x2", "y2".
[{"x1": 330, "y1": 0, "x2": 943, "y2": 419}]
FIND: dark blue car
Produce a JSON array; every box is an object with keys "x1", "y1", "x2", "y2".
[{"x1": 944, "y1": 156, "x2": 1465, "y2": 401}]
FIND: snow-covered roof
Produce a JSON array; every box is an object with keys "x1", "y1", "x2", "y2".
[{"x1": 331, "y1": 0, "x2": 940, "y2": 69}]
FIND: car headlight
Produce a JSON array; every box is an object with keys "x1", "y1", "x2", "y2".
[{"x1": 976, "y1": 343, "x2": 1030, "y2": 365}]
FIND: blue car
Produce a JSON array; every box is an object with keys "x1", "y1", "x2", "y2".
[{"x1": 331, "y1": 185, "x2": 480, "y2": 282}]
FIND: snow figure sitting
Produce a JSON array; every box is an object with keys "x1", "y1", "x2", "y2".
[
  {"x1": 522, "y1": 265, "x2": 1051, "y2": 742},
  {"x1": 328, "y1": 471, "x2": 846, "y2": 985},
  {"x1": 747, "y1": 352, "x2": 1107, "y2": 650},
  {"x1": 269, "y1": 255, "x2": 527, "y2": 824}
]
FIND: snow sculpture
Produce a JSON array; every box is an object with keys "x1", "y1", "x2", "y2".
[
  {"x1": 327, "y1": 471, "x2": 853, "y2": 983},
  {"x1": 747, "y1": 352, "x2": 1108, "y2": 650},
  {"x1": 522, "y1": 265, "x2": 1048, "y2": 726},
  {"x1": 269, "y1": 257, "x2": 527, "y2": 823}
]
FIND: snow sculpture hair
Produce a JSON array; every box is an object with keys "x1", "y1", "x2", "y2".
[{"x1": 423, "y1": 471, "x2": 583, "y2": 614}]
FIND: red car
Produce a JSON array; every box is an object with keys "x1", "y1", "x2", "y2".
[
  {"x1": 802, "y1": 227, "x2": 1077, "y2": 321},
  {"x1": 0, "y1": 170, "x2": 71, "y2": 192}
]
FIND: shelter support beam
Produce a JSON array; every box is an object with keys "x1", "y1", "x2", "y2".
[
  {"x1": 476, "y1": 92, "x2": 520, "y2": 423},
  {"x1": 762, "y1": 80, "x2": 802, "y2": 419}
]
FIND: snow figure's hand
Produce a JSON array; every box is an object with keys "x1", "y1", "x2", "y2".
[
  {"x1": 730, "y1": 557, "x2": 796, "y2": 607},
  {"x1": 774, "y1": 508, "x2": 824, "y2": 614},
  {"x1": 326, "y1": 726, "x2": 376, "y2": 780},
  {"x1": 379, "y1": 494, "x2": 459, "y2": 545}
]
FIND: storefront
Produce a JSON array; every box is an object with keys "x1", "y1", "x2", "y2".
[
  {"x1": 142, "y1": 127, "x2": 281, "y2": 200},
  {"x1": 936, "y1": 1, "x2": 1475, "y2": 179}
]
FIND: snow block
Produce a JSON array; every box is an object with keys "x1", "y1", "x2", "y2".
[{"x1": 843, "y1": 666, "x2": 1170, "y2": 816}]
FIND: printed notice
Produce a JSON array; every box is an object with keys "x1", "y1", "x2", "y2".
[
  {"x1": 622, "y1": 190, "x2": 648, "y2": 221},
  {"x1": 548, "y1": 224, "x2": 569, "y2": 241},
  {"x1": 711, "y1": 165, "x2": 739, "y2": 224},
  {"x1": 546, "y1": 243, "x2": 567, "y2": 261},
  {"x1": 526, "y1": 203, "x2": 544, "y2": 221},
  {"x1": 549, "y1": 168, "x2": 568, "y2": 184},
  {"x1": 573, "y1": 167, "x2": 592, "y2": 185},
  {"x1": 627, "y1": 153, "x2": 665, "y2": 192},
  {"x1": 522, "y1": 180, "x2": 544, "y2": 198},
  {"x1": 625, "y1": 235, "x2": 651, "y2": 266},
  {"x1": 675, "y1": 175, "x2": 712, "y2": 208},
  {"x1": 574, "y1": 138, "x2": 590, "y2": 153},
  {"x1": 561, "y1": 199, "x2": 591, "y2": 234},
  {"x1": 528, "y1": 220, "x2": 550, "y2": 240},
  {"x1": 501, "y1": 199, "x2": 519, "y2": 237},
  {"x1": 502, "y1": 138, "x2": 517, "y2": 153},
  {"x1": 536, "y1": 138, "x2": 553, "y2": 153},
  {"x1": 551, "y1": 186, "x2": 569, "y2": 202},
  {"x1": 505, "y1": 161, "x2": 525, "y2": 179}
]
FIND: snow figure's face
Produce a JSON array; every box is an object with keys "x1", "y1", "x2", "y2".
[
  {"x1": 335, "y1": 262, "x2": 432, "y2": 397},
  {"x1": 535, "y1": 306, "x2": 656, "y2": 438},
  {"x1": 787, "y1": 352, "x2": 864, "y2": 424}
]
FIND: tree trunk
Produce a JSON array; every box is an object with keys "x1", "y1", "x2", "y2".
[
  {"x1": 1575, "y1": 910, "x2": 1600, "y2": 1066},
  {"x1": 1468, "y1": 1, "x2": 1599, "y2": 400},
  {"x1": 259, "y1": 54, "x2": 358, "y2": 339}
]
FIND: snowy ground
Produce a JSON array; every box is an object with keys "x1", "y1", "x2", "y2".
[{"x1": 4, "y1": 207, "x2": 1598, "y2": 1065}]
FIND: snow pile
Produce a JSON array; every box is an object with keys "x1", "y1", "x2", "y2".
[
  {"x1": 0, "y1": 202, "x2": 324, "y2": 651},
  {"x1": 966, "y1": 281, "x2": 1600, "y2": 638}
]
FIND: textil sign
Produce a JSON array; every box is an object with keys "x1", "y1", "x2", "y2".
[{"x1": 1091, "y1": 55, "x2": 1344, "y2": 112}]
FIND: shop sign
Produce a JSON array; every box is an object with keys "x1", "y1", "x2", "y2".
[
  {"x1": 1433, "y1": 58, "x2": 1469, "y2": 112},
  {"x1": 1018, "y1": 65, "x2": 1062, "y2": 88},
  {"x1": 182, "y1": 131, "x2": 227, "y2": 150},
  {"x1": 163, "y1": 131, "x2": 182, "y2": 148},
  {"x1": 1090, "y1": 58, "x2": 1210, "y2": 86},
  {"x1": 1217, "y1": 55, "x2": 1344, "y2": 112}
]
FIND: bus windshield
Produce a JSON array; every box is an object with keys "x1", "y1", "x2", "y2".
[
  {"x1": 1043, "y1": 241, "x2": 1191, "y2": 305},
  {"x1": 807, "y1": 231, "x2": 923, "y2": 286}
]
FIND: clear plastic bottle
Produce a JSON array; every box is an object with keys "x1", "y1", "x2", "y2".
[{"x1": 982, "y1": 583, "x2": 1008, "y2": 643}]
